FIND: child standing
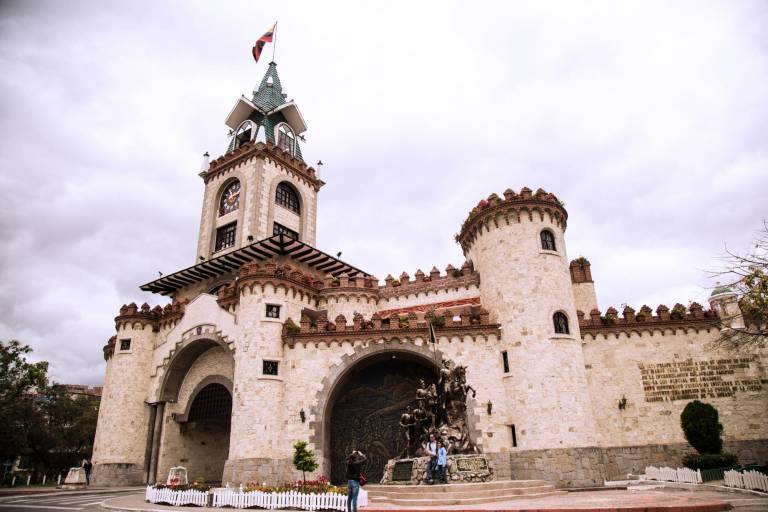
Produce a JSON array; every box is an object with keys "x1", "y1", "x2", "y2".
[{"x1": 436, "y1": 441, "x2": 447, "y2": 484}]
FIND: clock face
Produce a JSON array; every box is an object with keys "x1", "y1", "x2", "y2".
[{"x1": 219, "y1": 181, "x2": 241, "y2": 216}]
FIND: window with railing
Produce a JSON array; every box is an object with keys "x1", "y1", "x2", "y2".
[{"x1": 273, "y1": 222, "x2": 299, "y2": 240}]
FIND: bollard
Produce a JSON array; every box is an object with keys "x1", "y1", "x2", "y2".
[
  {"x1": 26, "y1": 475, "x2": 31, "y2": 486},
  {"x1": 57, "y1": 475, "x2": 61, "y2": 485},
  {"x1": 11, "y1": 476, "x2": 16, "y2": 486},
  {"x1": 42, "y1": 475, "x2": 47, "y2": 485}
]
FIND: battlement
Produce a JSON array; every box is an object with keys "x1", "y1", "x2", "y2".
[
  {"x1": 578, "y1": 302, "x2": 719, "y2": 338},
  {"x1": 103, "y1": 335, "x2": 116, "y2": 361},
  {"x1": 570, "y1": 257, "x2": 593, "y2": 283},
  {"x1": 379, "y1": 261, "x2": 479, "y2": 299},
  {"x1": 281, "y1": 307, "x2": 498, "y2": 347},
  {"x1": 114, "y1": 300, "x2": 188, "y2": 333},
  {"x1": 229, "y1": 261, "x2": 322, "y2": 305},
  {"x1": 456, "y1": 187, "x2": 568, "y2": 253},
  {"x1": 203, "y1": 140, "x2": 322, "y2": 190}
]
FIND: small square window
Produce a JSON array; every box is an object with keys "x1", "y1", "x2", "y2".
[
  {"x1": 501, "y1": 350, "x2": 510, "y2": 373},
  {"x1": 263, "y1": 360, "x2": 279, "y2": 376},
  {"x1": 120, "y1": 339, "x2": 131, "y2": 351},
  {"x1": 266, "y1": 304, "x2": 281, "y2": 318}
]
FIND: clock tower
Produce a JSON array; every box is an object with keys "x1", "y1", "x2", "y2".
[{"x1": 195, "y1": 62, "x2": 321, "y2": 261}]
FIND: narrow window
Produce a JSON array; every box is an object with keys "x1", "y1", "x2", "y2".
[
  {"x1": 511, "y1": 424, "x2": 517, "y2": 447},
  {"x1": 502, "y1": 350, "x2": 510, "y2": 373},
  {"x1": 277, "y1": 124, "x2": 295, "y2": 155},
  {"x1": 263, "y1": 360, "x2": 279, "y2": 376},
  {"x1": 119, "y1": 339, "x2": 131, "y2": 351},
  {"x1": 215, "y1": 222, "x2": 237, "y2": 251},
  {"x1": 275, "y1": 182, "x2": 300, "y2": 214},
  {"x1": 553, "y1": 312, "x2": 570, "y2": 334},
  {"x1": 218, "y1": 180, "x2": 241, "y2": 216},
  {"x1": 234, "y1": 121, "x2": 253, "y2": 149},
  {"x1": 273, "y1": 222, "x2": 299, "y2": 240},
  {"x1": 266, "y1": 304, "x2": 281, "y2": 318},
  {"x1": 540, "y1": 229, "x2": 556, "y2": 251}
]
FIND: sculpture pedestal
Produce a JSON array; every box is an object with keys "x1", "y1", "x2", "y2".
[
  {"x1": 60, "y1": 467, "x2": 86, "y2": 489},
  {"x1": 380, "y1": 454, "x2": 493, "y2": 485}
]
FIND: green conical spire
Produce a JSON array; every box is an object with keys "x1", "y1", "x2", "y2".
[{"x1": 252, "y1": 62, "x2": 287, "y2": 111}]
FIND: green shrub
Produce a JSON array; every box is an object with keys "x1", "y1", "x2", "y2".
[
  {"x1": 681, "y1": 400, "x2": 723, "y2": 454},
  {"x1": 682, "y1": 452, "x2": 737, "y2": 470}
]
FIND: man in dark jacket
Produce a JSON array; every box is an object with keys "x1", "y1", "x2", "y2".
[{"x1": 345, "y1": 451, "x2": 367, "y2": 512}]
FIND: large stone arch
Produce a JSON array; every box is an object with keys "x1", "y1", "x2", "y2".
[
  {"x1": 158, "y1": 329, "x2": 235, "y2": 402},
  {"x1": 307, "y1": 339, "x2": 480, "y2": 481},
  {"x1": 173, "y1": 375, "x2": 234, "y2": 423}
]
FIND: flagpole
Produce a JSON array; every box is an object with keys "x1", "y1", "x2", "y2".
[{"x1": 272, "y1": 21, "x2": 278, "y2": 62}]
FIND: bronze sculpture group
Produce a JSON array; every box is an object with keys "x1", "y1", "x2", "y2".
[{"x1": 398, "y1": 359, "x2": 479, "y2": 457}]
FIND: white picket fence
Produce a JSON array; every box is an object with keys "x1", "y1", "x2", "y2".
[
  {"x1": 644, "y1": 466, "x2": 702, "y2": 484},
  {"x1": 146, "y1": 486, "x2": 366, "y2": 510},
  {"x1": 145, "y1": 486, "x2": 210, "y2": 506},
  {"x1": 212, "y1": 489, "x2": 350, "y2": 510},
  {"x1": 724, "y1": 470, "x2": 768, "y2": 492}
]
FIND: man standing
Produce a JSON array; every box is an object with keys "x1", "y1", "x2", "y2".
[
  {"x1": 83, "y1": 459, "x2": 93, "y2": 486},
  {"x1": 425, "y1": 433, "x2": 438, "y2": 484}
]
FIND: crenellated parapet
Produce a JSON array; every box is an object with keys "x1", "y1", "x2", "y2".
[
  {"x1": 379, "y1": 261, "x2": 479, "y2": 299},
  {"x1": 456, "y1": 187, "x2": 568, "y2": 253},
  {"x1": 281, "y1": 307, "x2": 499, "y2": 348},
  {"x1": 579, "y1": 302, "x2": 719, "y2": 339},
  {"x1": 103, "y1": 335, "x2": 116, "y2": 361},
  {"x1": 114, "y1": 300, "x2": 188, "y2": 333},
  {"x1": 318, "y1": 273, "x2": 380, "y2": 301},
  {"x1": 234, "y1": 261, "x2": 322, "y2": 303},
  {"x1": 203, "y1": 140, "x2": 322, "y2": 191}
]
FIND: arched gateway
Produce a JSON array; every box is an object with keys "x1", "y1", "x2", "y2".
[{"x1": 326, "y1": 351, "x2": 438, "y2": 483}]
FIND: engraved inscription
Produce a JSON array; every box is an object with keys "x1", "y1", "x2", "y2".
[
  {"x1": 392, "y1": 461, "x2": 414, "y2": 481},
  {"x1": 639, "y1": 356, "x2": 762, "y2": 403},
  {"x1": 455, "y1": 456, "x2": 489, "y2": 473}
]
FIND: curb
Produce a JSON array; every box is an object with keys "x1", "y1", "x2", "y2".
[{"x1": 634, "y1": 480, "x2": 768, "y2": 498}]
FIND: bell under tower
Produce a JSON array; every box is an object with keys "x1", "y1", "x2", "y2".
[{"x1": 195, "y1": 62, "x2": 322, "y2": 261}]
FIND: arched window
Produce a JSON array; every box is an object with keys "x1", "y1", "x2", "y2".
[
  {"x1": 540, "y1": 229, "x2": 556, "y2": 251},
  {"x1": 275, "y1": 182, "x2": 300, "y2": 214},
  {"x1": 234, "y1": 121, "x2": 253, "y2": 149},
  {"x1": 277, "y1": 124, "x2": 295, "y2": 155},
  {"x1": 553, "y1": 312, "x2": 570, "y2": 334},
  {"x1": 218, "y1": 180, "x2": 241, "y2": 216}
]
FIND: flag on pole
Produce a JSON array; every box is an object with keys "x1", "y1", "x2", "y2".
[
  {"x1": 428, "y1": 318, "x2": 437, "y2": 344},
  {"x1": 252, "y1": 22, "x2": 276, "y2": 63}
]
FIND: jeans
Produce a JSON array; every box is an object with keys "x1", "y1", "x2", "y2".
[
  {"x1": 436, "y1": 464, "x2": 446, "y2": 483},
  {"x1": 347, "y1": 479, "x2": 360, "y2": 512},
  {"x1": 426, "y1": 459, "x2": 438, "y2": 482}
]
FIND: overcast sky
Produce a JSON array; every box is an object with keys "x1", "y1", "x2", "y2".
[{"x1": 1, "y1": 1, "x2": 766, "y2": 385}]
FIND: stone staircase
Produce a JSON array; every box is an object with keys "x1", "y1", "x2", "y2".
[{"x1": 365, "y1": 480, "x2": 564, "y2": 506}]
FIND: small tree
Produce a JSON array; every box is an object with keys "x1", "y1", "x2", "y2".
[
  {"x1": 292, "y1": 441, "x2": 318, "y2": 485},
  {"x1": 681, "y1": 400, "x2": 723, "y2": 454}
]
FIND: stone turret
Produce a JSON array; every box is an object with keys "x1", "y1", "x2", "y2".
[
  {"x1": 708, "y1": 283, "x2": 745, "y2": 330},
  {"x1": 92, "y1": 303, "x2": 157, "y2": 485},
  {"x1": 457, "y1": 187, "x2": 596, "y2": 450},
  {"x1": 570, "y1": 257, "x2": 598, "y2": 314}
]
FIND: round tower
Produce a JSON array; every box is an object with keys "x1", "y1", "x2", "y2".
[
  {"x1": 708, "y1": 283, "x2": 745, "y2": 330},
  {"x1": 92, "y1": 303, "x2": 157, "y2": 485},
  {"x1": 456, "y1": 187, "x2": 596, "y2": 450}
]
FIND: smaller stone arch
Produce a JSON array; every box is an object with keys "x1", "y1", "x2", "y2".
[{"x1": 173, "y1": 375, "x2": 233, "y2": 422}]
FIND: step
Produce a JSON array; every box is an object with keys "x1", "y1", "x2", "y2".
[
  {"x1": 366, "y1": 480, "x2": 550, "y2": 493},
  {"x1": 367, "y1": 484, "x2": 557, "y2": 500},
  {"x1": 368, "y1": 490, "x2": 566, "y2": 506}
]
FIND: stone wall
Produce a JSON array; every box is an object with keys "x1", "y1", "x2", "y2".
[
  {"x1": 223, "y1": 457, "x2": 296, "y2": 486},
  {"x1": 91, "y1": 463, "x2": 144, "y2": 487},
  {"x1": 508, "y1": 439, "x2": 768, "y2": 488},
  {"x1": 583, "y1": 326, "x2": 768, "y2": 447}
]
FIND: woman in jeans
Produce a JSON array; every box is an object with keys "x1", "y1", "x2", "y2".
[{"x1": 345, "y1": 451, "x2": 367, "y2": 512}]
